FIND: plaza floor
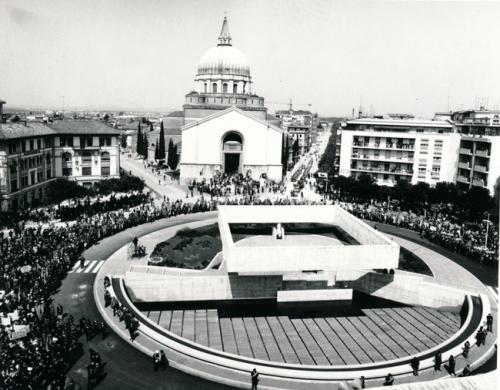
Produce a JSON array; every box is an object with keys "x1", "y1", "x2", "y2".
[{"x1": 140, "y1": 306, "x2": 461, "y2": 365}]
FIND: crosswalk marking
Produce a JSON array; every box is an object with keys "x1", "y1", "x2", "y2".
[{"x1": 69, "y1": 260, "x2": 105, "y2": 274}]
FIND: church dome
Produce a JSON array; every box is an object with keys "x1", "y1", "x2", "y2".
[{"x1": 197, "y1": 45, "x2": 250, "y2": 77}]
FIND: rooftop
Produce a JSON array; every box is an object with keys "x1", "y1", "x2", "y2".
[
  {"x1": 0, "y1": 122, "x2": 56, "y2": 140},
  {"x1": 48, "y1": 120, "x2": 121, "y2": 135}
]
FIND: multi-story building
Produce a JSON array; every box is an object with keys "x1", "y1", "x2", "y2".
[
  {"x1": 287, "y1": 123, "x2": 311, "y2": 155},
  {"x1": 453, "y1": 109, "x2": 500, "y2": 194},
  {"x1": 275, "y1": 109, "x2": 313, "y2": 130},
  {"x1": 339, "y1": 118, "x2": 460, "y2": 186},
  {"x1": 0, "y1": 100, "x2": 121, "y2": 210}
]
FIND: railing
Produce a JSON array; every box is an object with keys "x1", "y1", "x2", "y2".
[
  {"x1": 457, "y1": 175, "x2": 470, "y2": 183},
  {"x1": 458, "y1": 162, "x2": 470, "y2": 169},
  {"x1": 473, "y1": 165, "x2": 488, "y2": 173},
  {"x1": 353, "y1": 143, "x2": 415, "y2": 151},
  {"x1": 352, "y1": 166, "x2": 413, "y2": 175},
  {"x1": 472, "y1": 179, "x2": 486, "y2": 187},
  {"x1": 475, "y1": 149, "x2": 490, "y2": 157},
  {"x1": 459, "y1": 148, "x2": 472, "y2": 155}
]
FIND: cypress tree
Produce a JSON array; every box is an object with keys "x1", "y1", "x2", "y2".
[
  {"x1": 167, "y1": 138, "x2": 174, "y2": 169},
  {"x1": 171, "y1": 144, "x2": 179, "y2": 170},
  {"x1": 136, "y1": 123, "x2": 143, "y2": 157},
  {"x1": 154, "y1": 140, "x2": 159, "y2": 161},
  {"x1": 158, "y1": 121, "x2": 166, "y2": 161},
  {"x1": 143, "y1": 131, "x2": 148, "y2": 159}
]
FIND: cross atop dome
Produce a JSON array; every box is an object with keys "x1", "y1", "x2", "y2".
[{"x1": 218, "y1": 16, "x2": 232, "y2": 46}]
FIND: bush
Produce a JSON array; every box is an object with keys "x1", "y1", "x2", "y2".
[
  {"x1": 46, "y1": 179, "x2": 89, "y2": 204},
  {"x1": 94, "y1": 174, "x2": 144, "y2": 194}
]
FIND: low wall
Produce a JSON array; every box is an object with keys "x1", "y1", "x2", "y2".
[
  {"x1": 125, "y1": 271, "x2": 283, "y2": 302},
  {"x1": 340, "y1": 271, "x2": 469, "y2": 311}
]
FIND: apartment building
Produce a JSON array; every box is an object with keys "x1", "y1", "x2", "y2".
[
  {"x1": 339, "y1": 118, "x2": 460, "y2": 186},
  {"x1": 453, "y1": 109, "x2": 500, "y2": 194},
  {"x1": 0, "y1": 101, "x2": 121, "y2": 210},
  {"x1": 287, "y1": 123, "x2": 311, "y2": 155}
]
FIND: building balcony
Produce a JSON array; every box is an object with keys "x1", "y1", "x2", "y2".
[
  {"x1": 475, "y1": 149, "x2": 490, "y2": 158},
  {"x1": 351, "y1": 155, "x2": 414, "y2": 163},
  {"x1": 351, "y1": 166, "x2": 413, "y2": 176},
  {"x1": 458, "y1": 162, "x2": 471, "y2": 169},
  {"x1": 473, "y1": 165, "x2": 488, "y2": 173},
  {"x1": 352, "y1": 143, "x2": 415, "y2": 151},
  {"x1": 472, "y1": 178, "x2": 486, "y2": 187},
  {"x1": 459, "y1": 148, "x2": 472, "y2": 155},
  {"x1": 456, "y1": 175, "x2": 470, "y2": 184}
]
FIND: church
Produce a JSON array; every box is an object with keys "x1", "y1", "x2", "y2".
[{"x1": 179, "y1": 17, "x2": 283, "y2": 182}]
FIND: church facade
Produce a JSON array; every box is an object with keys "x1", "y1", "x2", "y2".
[{"x1": 179, "y1": 17, "x2": 283, "y2": 181}]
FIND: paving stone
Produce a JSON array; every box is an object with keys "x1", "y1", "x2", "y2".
[
  {"x1": 148, "y1": 310, "x2": 160, "y2": 324},
  {"x1": 336, "y1": 317, "x2": 383, "y2": 362},
  {"x1": 231, "y1": 318, "x2": 253, "y2": 358},
  {"x1": 242, "y1": 317, "x2": 269, "y2": 360},
  {"x1": 290, "y1": 318, "x2": 330, "y2": 365},
  {"x1": 254, "y1": 317, "x2": 284, "y2": 362},
  {"x1": 347, "y1": 316, "x2": 397, "y2": 361},
  {"x1": 206, "y1": 309, "x2": 223, "y2": 350},
  {"x1": 360, "y1": 313, "x2": 411, "y2": 357},
  {"x1": 266, "y1": 317, "x2": 301, "y2": 364},
  {"x1": 182, "y1": 310, "x2": 195, "y2": 341},
  {"x1": 158, "y1": 310, "x2": 172, "y2": 331},
  {"x1": 195, "y1": 310, "x2": 208, "y2": 346},
  {"x1": 170, "y1": 310, "x2": 184, "y2": 335},
  {"x1": 383, "y1": 308, "x2": 435, "y2": 348},
  {"x1": 278, "y1": 316, "x2": 315, "y2": 365},
  {"x1": 302, "y1": 318, "x2": 344, "y2": 365},
  {"x1": 313, "y1": 318, "x2": 358, "y2": 364},
  {"x1": 220, "y1": 317, "x2": 238, "y2": 355}
]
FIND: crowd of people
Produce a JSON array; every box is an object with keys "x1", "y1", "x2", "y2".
[{"x1": 340, "y1": 199, "x2": 498, "y2": 265}]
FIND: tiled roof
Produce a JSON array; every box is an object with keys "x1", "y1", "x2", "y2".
[
  {"x1": 0, "y1": 122, "x2": 56, "y2": 140},
  {"x1": 47, "y1": 120, "x2": 121, "y2": 135}
]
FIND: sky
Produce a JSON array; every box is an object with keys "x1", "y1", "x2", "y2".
[{"x1": 1, "y1": 0, "x2": 499, "y2": 117}]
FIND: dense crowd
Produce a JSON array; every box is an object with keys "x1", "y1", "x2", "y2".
[
  {"x1": 341, "y1": 200, "x2": 498, "y2": 265},
  {"x1": 13, "y1": 192, "x2": 149, "y2": 224},
  {"x1": 188, "y1": 172, "x2": 286, "y2": 198}
]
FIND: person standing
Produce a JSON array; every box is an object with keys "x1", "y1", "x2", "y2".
[
  {"x1": 250, "y1": 368, "x2": 259, "y2": 390},
  {"x1": 410, "y1": 356, "x2": 419, "y2": 376},
  {"x1": 433, "y1": 352, "x2": 442, "y2": 371},
  {"x1": 383, "y1": 373, "x2": 394, "y2": 386},
  {"x1": 462, "y1": 341, "x2": 470, "y2": 358},
  {"x1": 160, "y1": 350, "x2": 168, "y2": 370},
  {"x1": 448, "y1": 355, "x2": 456, "y2": 376},
  {"x1": 152, "y1": 351, "x2": 161, "y2": 371},
  {"x1": 486, "y1": 313, "x2": 493, "y2": 332}
]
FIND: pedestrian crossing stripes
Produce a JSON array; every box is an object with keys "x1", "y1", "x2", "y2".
[
  {"x1": 486, "y1": 285, "x2": 498, "y2": 301},
  {"x1": 69, "y1": 260, "x2": 105, "y2": 274}
]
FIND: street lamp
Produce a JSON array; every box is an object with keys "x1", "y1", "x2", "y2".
[{"x1": 483, "y1": 213, "x2": 492, "y2": 251}]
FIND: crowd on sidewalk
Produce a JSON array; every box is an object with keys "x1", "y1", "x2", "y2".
[{"x1": 340, "y1": 199, "x2": 498, "y2": 265}]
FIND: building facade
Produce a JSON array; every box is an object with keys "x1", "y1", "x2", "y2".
[
  {"x1": 452, "y1": 109, "x2": 500, "y2": 194},
  {"x1": 287, "y1": 123, "x2": 311, "y2": 156},
  {"x1": 0, "y1": 103, "x2": 120, "y2": 210},
  {"x1": 339, "y1": 118, "x2": 460, "y2": 187},
  {"x1": 180, "y1": 17, "x2": 283, "y2": 181}
]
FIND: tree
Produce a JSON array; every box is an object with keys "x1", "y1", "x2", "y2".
[
  {"x1": 150, "y1": 123, "x2": 154, "y2": 132},
  {"x1": 143, "y1": 131, "x2": 149, "y2": 160},
  {"x1": 171, "y1": 144, "x2": 179, "y2": 170},
  {"x1": 167, "y1": 138, "x2": 175, "y2": 169},
  {"x1": 158, "y1": 121, "x2": 166, "y2": 161},
  {"x1": 120, "y1": 134, "x2": 127, "y2": 149},
  {"x1": 292, "y1": 139, "x2": 299, "y2": 162},
  {"x1": 154, "y1": 140, "x2": 159, "y2": 161},
  {"x1": 136, "y1": 123, "x2": 143, "y2": 157}
]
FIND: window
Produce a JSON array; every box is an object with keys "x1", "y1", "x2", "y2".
[
  {"x1": 10, "y1": 179, "x2": 18, "y2": 192},
  {"x1": 37, "y1": 139, "x2": 41, "y2": 149},
  {"x1": 222, "y1": 83, "x2": 228, "y2": 93},
  {"x1": 46, "y1": 154, "x2": 51, "y2": 164},
  {"x1": 62, "y1": 168, "x2": 72, "y2": 176},
  {"x1": 82, "y1": 152, "x2": 92, "y2": 165},
  {"x1": 434, "y1": 139, "x2": 443, "y2": 151},
  {"x1": 80, "y1": 137, "x2": 93, "y2": 147},
  {"x1": 212, "y1": 83, "x2": 217, "y2": 93},
  {"x1": 8, "y1": 142, "x2": 17, "y2": 154},
  {"x1": 60, "y1": 136, "x2": 73, "y2": 147},
  {"x1": 30, "y1": 172, "x2": 35, "y2": 185},
  {"x1": 432, "y1": 156, "x2": 441, "y2": 165},
  {"x1": 21, "y1": 141, "x2": 26, "y2": 152},
  {"x1": 21, "y1": 176, "x2": 28, "y2": 188},
  {"x1": 99, "y1": 137, "x2": 111, "y2": 147},
  {"x1": 44, "y1": 138, "x2": 53, "y2": 148},
  {"x1": 101, "y1": 151, "x2": 110, "y2": 164},
  {"x1": 82, "y1": 167, "x2": 92, "y2": 176},
  {"x1": 9, "y1": 162, "x2": 17, "y2": 174},
  {"x1": 203, "y1": 83, "x2": 207, "y2": 93},
  {"x1": 46, "y1": 169, "x2": 51, "y2": 179},
  {"x1": 37, "y1": 172, "x2": 43, "y2": 182},
  {"x1": 101, "y1": 166, "x2": 110, "y2": 176},
  {"x1": 233, "y1": 84, "x2": 238, "y2": 93},
  {"x1": 29, "y1": 139, "x2": 34, "y2": 151},
  {"x1": 62, "y1": 152, "x2": 72, "y2": 163}
]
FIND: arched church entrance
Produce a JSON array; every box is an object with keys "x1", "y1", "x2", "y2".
[{"x1": 222, "y1": 132, "x2": 243, "y2": 175}]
